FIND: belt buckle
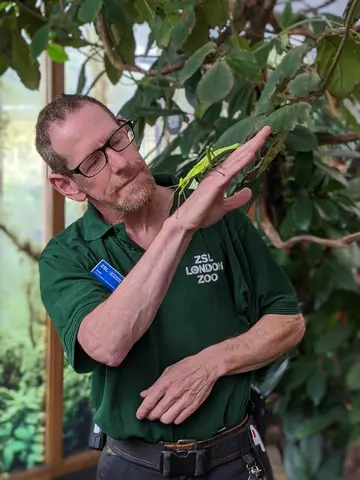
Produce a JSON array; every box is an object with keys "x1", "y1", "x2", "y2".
[
  {"x1": 160, "y1": 439, "x2": 210, "y2": 477},
  {"x1": 176, "y1": 438, "x2": 198, "y2": 450}
]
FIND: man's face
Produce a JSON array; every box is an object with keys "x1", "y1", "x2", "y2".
[{"x1": 49, "y1": 103, "x2": 156, "y2": 212}]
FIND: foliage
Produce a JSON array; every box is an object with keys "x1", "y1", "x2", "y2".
[
  {"x1": 0, "y1": 336, "x2": 92, "y2": 473},
  {"x1": 0, "y1": 337, "x2": 45, "y2": 473},
  {"x1": 1, "y1": 0, "x2": 360, "y2": 478},
  {"x1": 63, "y1": 362, "x2": 92, "y2": 457}
]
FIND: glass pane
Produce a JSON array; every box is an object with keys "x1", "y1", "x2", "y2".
[{"x1": 0, "y1": 71, "x2": 46, "y2": 474}]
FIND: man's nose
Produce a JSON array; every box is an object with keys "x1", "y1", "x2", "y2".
[{"x1": 106, "y1": 148, "x2": 128, "y2": 173}]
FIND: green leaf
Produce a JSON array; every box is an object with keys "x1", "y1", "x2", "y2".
[
  {"x1": 179, "y1": 42, "x2": 217, "y2": 84},
  {"x1": 328, "y1": 229, "x2": 360, "y2": 268},
  {"x1": 134, "y1": 0, "x2": 156, "y2": 24},
  {"x1": 104, "y1": 54, "x2": 122, "y2": 85},
  {"x1": 227, "y1": 78, "x2": 254, "y2": 118},
  {"x1": 288, "y1": 71, "x2": 320, "y2": 97},
  {"x1": 349, "y1": 398, "x2": 360, "y2": 424},
  {"x1": 283, "y1": 443, "x2": 307, "y2": 480},
  {"x1": 215, "y1": 114, "x2": 264, "y2": 148},
  {"x1": 226, "y1": 50, "x2": 260, "y2": 80},
  {"x1": 315, "y1": 323, "x2": 353, "y2": 354},
  {"x1": 171, "y1": 7, "x2": 196, "y2": 48},
  {"x1": 14, "y1": 425, "x2": 35, "y2": 441},
  {"x1": 315, "y1": 199, "x2": 339, "y2": 222},
  {"x1": 197, "y1": 59, "x2": 234, "y2": 105},
  {"x1": 47, "y1": 43, "x2": 69, "y2": 63},
  {"x1": 292, "y1": 196, "x2": 313, "y2": 230},
  {"x1": 317, "y1": 453, "x2": 343, "y2": 480},
  {"x1": 317, "y1": 35, "x2": 360, "y2": 98},
  {"x1": 261, "y1": 102, "x2": 312, "y2": 132},
  {"x1": 307, "y1": 366, "x2": 326, "y2": 405},
  {"x1": 300, "y1": 435, "x2": 323, "y2": 475},
  {"x1": 251, "y1": 40, "x2": 274, "y2": 68},
  {"x1": 260, "y1": 358, "x2": 290, "y2": 395},
  {"x1": 76, "y1": 58, "x2": 88, "y2": 94},
  {"x1": 346, "y1": 361, "x2": 360, "y2": 390},
  {"x1": 3, "y1": 444, "x2": 15, "y2": 471},
  {"x1": 255, "y1": 45, "x2": 309, "y2": 114},
  {"x1": 0, "y1": 54, "x2": 8, "y2": 76},
  {"x1": 30, "y1": 24, "x2": 50, "y2": 59},
  {"x1": 153, "y1": 17, "x2": 173, "y2": 48},
  {"x1": 309, "y1": 263, "x2": 335, "y2": 302},
  {"x1": 292, "y1": 152, "x2": 314, "y2": 186},
  {"x1": 285, "y1": 125, "x2": 318, "y2": 152},
  {"x1": 343, "y1": 0, "x2": 360, "y2": 23},
  {"x1": 294, "y1": 412, "x2": 338, "y2": 439},
  {"x1": 182, "y1": 6, "x2": 210, "y2": 55},
  {"x1": 281, "y1": 3, "x2": 293, "y2": 28},
  {"x1": 0, "y1": 26, "x2": 11, "y2": 51},
  {"x1": 339, "y1": 101, "x2": 360, "y2": 136},
  {"x1": 306, "y1": 243, "x2": 323, "y2": 266},
  {"x1": 314, "y1": 158, "x2": 348, "y2": 188},
  {"x1": 285, "y1": 359, "x2": 315, "y2": 392},
  {"x1": 11, "y1": 30, "x2": 40, "y2": 90},
  {"x1": 202, "y1": 0, "x2": 228, "y2": 27},
  {"x1": 78, "y1": 0, "x2": 103, "y2": 23}
]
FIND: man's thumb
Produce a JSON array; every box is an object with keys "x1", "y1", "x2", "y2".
[{"x1": 224, "y1": 187, "x2": 252, "y2": 211}]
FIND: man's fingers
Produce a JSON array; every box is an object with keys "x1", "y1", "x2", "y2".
[
  {"x1": 222, "y1": 126, "x2": 272, "y2": 173},
  {"x1": 224, "y1": 187, "x2": 252, "y2": 211},
  {"x1": 146, "y1": 391, "x2": 181, "y2": 421},
  {"x1": 173, "y1": 405, "x2": 196, "y2": 425},
  {"x1": 159, "y1": 397, "x2": 190, "y2": 425},
  {"x1": 136, "y1": 388, "x2": 166, "y2": 420}
]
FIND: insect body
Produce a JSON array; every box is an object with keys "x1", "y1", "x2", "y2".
[{"x1": 176, "y1": 143, "x2": 241, "y2": 198}]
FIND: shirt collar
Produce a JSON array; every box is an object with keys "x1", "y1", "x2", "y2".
[{"x1": 83, "y1": 173, "x2": 178, "y2": 241}]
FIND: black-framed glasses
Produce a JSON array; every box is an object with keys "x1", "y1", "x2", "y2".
[{"x1": 60, "y1": 120, "x2": 135, "y2": 178}]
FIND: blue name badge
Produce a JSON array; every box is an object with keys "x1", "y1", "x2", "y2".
[{"x1": 91, "y1": 259, "x2": 124, "y2": 292}]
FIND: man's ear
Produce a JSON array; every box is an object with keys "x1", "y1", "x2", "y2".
[{"x1": 49, "y1": 173, "x2": 87, "y2": 203}]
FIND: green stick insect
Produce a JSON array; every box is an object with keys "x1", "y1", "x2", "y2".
[
  {"x1": 175, "y1": 143, "x2": 241, "y2": 199},
  {"x1": 174, "y1": 132, "x2": 287, "y2": 207}
]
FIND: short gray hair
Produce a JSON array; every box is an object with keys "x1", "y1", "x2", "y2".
[{"x1": 35, "y1": 93, "x2": 117, "y2": 173}]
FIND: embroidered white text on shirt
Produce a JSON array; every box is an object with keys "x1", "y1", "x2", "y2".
[{"x1": 185, "y1": 254, "x2": 224, "y2": 284}]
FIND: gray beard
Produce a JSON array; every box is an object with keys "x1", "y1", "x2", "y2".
[{"x1": 86, "y1": 176, "x2": 157, "y2": 213}]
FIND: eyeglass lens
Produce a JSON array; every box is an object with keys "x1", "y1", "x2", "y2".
[{"x1": 80, "y1": 124, "x2": 134, "y2": 177}]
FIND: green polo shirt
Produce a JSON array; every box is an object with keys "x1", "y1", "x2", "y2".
[{"x1": 39, "y1": 174, "x2": 300, "y2": 443}]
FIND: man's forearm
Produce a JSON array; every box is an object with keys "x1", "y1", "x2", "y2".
[
  {"x1": 207, "y1": 313, "x2": 305, "y2": 378},
  {"x1": 78, "y1": 217, "x2": 193, "y2": 366}
]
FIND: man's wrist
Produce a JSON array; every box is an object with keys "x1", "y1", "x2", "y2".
[
  {"x1": 163, "y1": 214, "x2": 195, "y2": 238},
  {"x1": 200, "y1": 343, "x2": 230, "y2": 380}
]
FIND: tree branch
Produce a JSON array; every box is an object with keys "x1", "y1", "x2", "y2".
[
  {"x1": 13, "y1": 0, "x2": 47, "y2": 22},
  {"x1": 246, "y1": 0, "x2": 277, "y2": 44},
  {"x1": 319, "y1": 0, "x2": 360, "y2": 91},
  {"x1": 258, "y1": 188, "x2": 360, "y2": 249},
  {"x1": 288, "y1": 29, "x2": 318, "y2": 41},
  {"x1": 0, "y1": 224, "x2": 40, "y2": 261},
  {"x1": 317, "y1": 132, "x2": 360, "y2": 145},
  {"x1": 302, "y1": 0, "x2": 338, "y2": 14}
]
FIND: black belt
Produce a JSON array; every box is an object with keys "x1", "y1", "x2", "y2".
[{"x1": 106, "y1": 418, "x2": 262, "y2": 477}]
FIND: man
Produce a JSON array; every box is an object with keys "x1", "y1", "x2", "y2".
[{"x1": 36, "y1": 93, "x2": 305, "y2": 480}]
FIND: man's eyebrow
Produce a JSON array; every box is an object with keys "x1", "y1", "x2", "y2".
[{"x1": 85, "y1": 127, "x2": 119, "y2": 157}]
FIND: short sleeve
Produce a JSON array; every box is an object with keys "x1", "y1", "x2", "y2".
[
  {"x1": 39, "y1": 249, "x2": 110, "y2": 374},
  {"x1": 235, "y1": 214, "x2": 301, "y2": 319}
]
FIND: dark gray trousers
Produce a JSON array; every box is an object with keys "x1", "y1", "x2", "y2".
[{"x1": 96, "y1": 444, "x2": 253, "y2": 480}]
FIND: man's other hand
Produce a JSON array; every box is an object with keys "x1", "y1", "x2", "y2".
[{"x1": 136, "y1": 352, "x2": 219, "y2": 425}]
